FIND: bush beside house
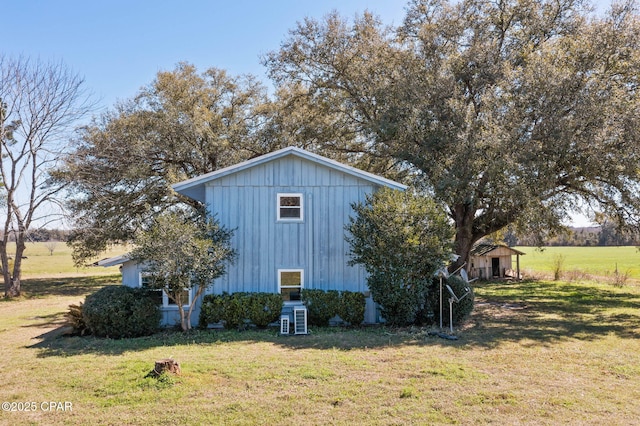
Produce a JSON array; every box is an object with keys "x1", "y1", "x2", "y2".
[
  {"x1": 346, "y1": 188, "x2": 455, "y2": 326},
  {"x1": 82, "y1": 286, "x2": 160, "y2": 338},
  {"x1": 199, "y1": 292, "x2": 283, "y2": 329},
  {"x1": 199, "y1": 290, "x2": 367, "y2": 329}
]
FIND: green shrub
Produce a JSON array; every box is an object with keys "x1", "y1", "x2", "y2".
[
  {"x1": 65, "y1": 302, "x2": 91, "y2": 336},
  {"x1": 247, "y1": 293, "x2": 283, "y2": 328},
  {"x1": 301, "y1": 289, "x2": 340, "y2": 326},
  {"x1": 369, "y1": 271, "x2": 427, "y2": 326},
  {"x1": 346, "y1": 187, "x2": 454, "y2": 326},
  {"x1": 220, "y1": 292, "x2": 248, "y2": 330},
  {"x1": 199, "y1": 292, "x2": 283, "y2": 329},
  {"x1": 339, "y1": 291, "x2": 366, "y2": 326},
  {"x1": 428, "y1": 275, "x2": 474, "y2": 326},
  {"x1": 83, "y1": 286, "x2": 160, "y2": 338},
  {"x1": 199, "y1": 294, "x2": 225, "y2": 327}
]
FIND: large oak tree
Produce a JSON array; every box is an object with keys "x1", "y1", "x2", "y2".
[
  {"x1": 265, "y1": 0, "x2": 640, "y2": 268},
  {"x1": 57, "y1": 63, "x2": 270, "y2": 264}
]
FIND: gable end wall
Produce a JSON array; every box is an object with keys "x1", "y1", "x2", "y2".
[{"x1": 206, "y1": 156, "x2": 375, "y2": 297}]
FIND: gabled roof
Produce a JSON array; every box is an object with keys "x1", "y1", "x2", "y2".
[
  {"x1": 172, "y1": 146, "x2": 407, "y2": 202},
  {"x1": 96, "y1": 253, "x2": 130, "y2": 267},
  {"x1": 470, "y1": 242, "x2": 526, "y2": 257}
]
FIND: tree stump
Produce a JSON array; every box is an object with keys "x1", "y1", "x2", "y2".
[{"x1": 147, "y1": 358, "x2": 181, "y2": 378}]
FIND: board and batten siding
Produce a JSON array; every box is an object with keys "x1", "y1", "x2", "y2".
[{"x1": 206, "y1": 156, "x2": 372, "y2": 296}]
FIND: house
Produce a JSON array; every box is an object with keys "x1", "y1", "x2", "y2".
[
  {"x1": 468, "y1": 242, "x2": 525, "y2": 280},
  {"x1": 99, "y1": 147, "x2": 407, "y2": 327}
]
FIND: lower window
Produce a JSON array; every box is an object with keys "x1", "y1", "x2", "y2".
[
  {"x1": 278, "y1": 269, "x2": 304, "y2": 301},
  {"x1": 140, "y1": 272, "x2": 192, "y2": 307}
]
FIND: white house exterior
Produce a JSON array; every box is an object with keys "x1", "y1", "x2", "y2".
[{"x1": 100, "y1": 147, "x2": 407, "y2": 326}]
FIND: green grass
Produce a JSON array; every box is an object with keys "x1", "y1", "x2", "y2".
[
  {"x1": 13, "y1": 242, "x2": 127, "y2": 278},
  {"x1": 1, "y1": 277, "x2": 639, "y2": 425},
  {"x1": 516, "y1": 246, "x2": 640, "y2": 280},
  {"x1": 2, "y1": 246, "x2": 639, "y2": 424}
]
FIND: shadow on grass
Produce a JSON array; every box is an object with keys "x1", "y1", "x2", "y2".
[
  {"x1": 18, "y1": 275, "x2": 120, "y2": 298},
  {"x1": 465, "y1": 280, "x2": 640, "y2": 348},
  {"x1": 27, "y1": 279, "x2": 640, "y2": 357}
]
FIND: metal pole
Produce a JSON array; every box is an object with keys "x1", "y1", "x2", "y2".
[
  {"x1": 439, "y1": 276, "x2": 443, "y2": 329},
  {"x1": 449, "y1": 298, "x2": 454, "y2": 334}
]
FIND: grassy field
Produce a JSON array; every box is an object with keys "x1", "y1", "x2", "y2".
[
  {"x1": 13, "y1": 242, "x2": 128, "y2": 279},
  {"x1": 1, "y1": 275, "x2": 639, "y2": 424},
  {"x1": 515, "y1": 246, "x2": 640, "y2": 281}
]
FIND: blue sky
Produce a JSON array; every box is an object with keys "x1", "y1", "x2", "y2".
[
  {"x1": 4, "y1": 0, "x2": 611, "y2": 111},
  {"x1": 4, "y1": 1, "x2": 407, "y2": 110}
]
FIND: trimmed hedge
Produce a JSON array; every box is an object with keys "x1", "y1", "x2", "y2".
[
  {"x1": 199, "y1": 290, "x2": 367, "y2": 328},
  {"x1": 82, "y1": 286, "x2": 160, "y2": 338},
  {"x1": 338, "y1": 291, "x2": 366, "y2": 326},
  {"x1": 199, "y1": 292, "x2": 283, "y2": 329},
  {"x1": 301, "y1": 289, "x2": 339, "y2": 326},
  {"x1": 247, "y1": 293, "x2": 284, "y2": 328},
  {"x1": 301, "y1": 289, "x2": 366, "y2": 327}
]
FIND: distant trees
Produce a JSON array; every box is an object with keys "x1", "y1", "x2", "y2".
[
  {"x1": 511, "y1": 224, "x2": 640, "y2": 247},
  {"x1": 0, "y1": 56, "x2": 92, "y2": 297},
  {"x1": 44, "y1": 240, "x2": 58, "y2": 256}
]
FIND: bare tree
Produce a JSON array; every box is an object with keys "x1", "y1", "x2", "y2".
[
  {"x1": 0, "y1": 56, "x2": 93, "y2": 297},
  {"x1": 44, "y1": 240, "x2": 59, "y2": 256}
]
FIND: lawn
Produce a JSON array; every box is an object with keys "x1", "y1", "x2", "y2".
[
  {"x1": 15, "y1": 242, "x2": 128, "y2": 279},
  {"x1": 515, "y1": 246, "x2": 640, "y2": 281},
  {"x1": 1, "y1": 276, "x2": 639, "y2": 425}
]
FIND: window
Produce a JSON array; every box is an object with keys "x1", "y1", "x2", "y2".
[
  {"x1": 140, "y1": 273, "x2": 163, "y2": 305},
  {"x1": 278, "y1": 269, "x2": 303, "y2": 302},
  {"x1": 140, "y1": 272, "x2": 192, "y2": 308},
  {"x1": 277, "y1": 193, "x2": 303, "y2": 221}
]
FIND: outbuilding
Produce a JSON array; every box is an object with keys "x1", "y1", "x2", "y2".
[{"x1": 469, "y1": 242, "x2": 525, "y2": 280}]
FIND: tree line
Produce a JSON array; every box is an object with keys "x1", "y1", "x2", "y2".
[
  {"x1": 0, "y1": 229, "x2": 71, "y2": 243},
  {"x1": 509, "y1": 224, "x2": 640, "y2": 247}
]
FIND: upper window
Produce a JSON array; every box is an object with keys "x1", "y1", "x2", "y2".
[{"x1": 277, "y1": 193, "x2": 303, "y2": 221}]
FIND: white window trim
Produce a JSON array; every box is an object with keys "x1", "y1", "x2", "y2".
[
  {"x1": 277, "y1": 193, "x2": 304, "y2": 221},
  {"x1": 139, "y1": 272, "x2": 193, "y2": 309},
  {"x1": 278, "y1": 268, "x2": 304, "y2": 304}
]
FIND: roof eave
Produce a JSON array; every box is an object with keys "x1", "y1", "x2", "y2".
[{"x1": 172, "y1": 147, "x2": 407, "y2": 199}]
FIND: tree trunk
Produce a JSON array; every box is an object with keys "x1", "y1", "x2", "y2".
[
  {"x1": 177, "y1": 297, "x2": 188, "y2": 331},
  {"x1": 1, "y1": 241, "x2": 12, "y2": 298},
  {"x1": 9, "y1": 236, "x2": 26, "y2": 297},
  {"x1": 451, "y1": 204, "x2": 477, "y2": 273}
]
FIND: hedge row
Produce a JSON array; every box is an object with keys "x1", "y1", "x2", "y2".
[
  {"x1": 301, "y1": 289, "x2": 366, "y2": 326},
  {"x1": 199, "y1": 292, "x2": 284, "y2": 329},
  {"x1": 199, "y1": 290, "x2": 367, "y2": 329}
]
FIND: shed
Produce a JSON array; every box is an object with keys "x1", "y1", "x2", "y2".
[{"x1": 469, "y1": 242, "x2": 525, "y2": 280}]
